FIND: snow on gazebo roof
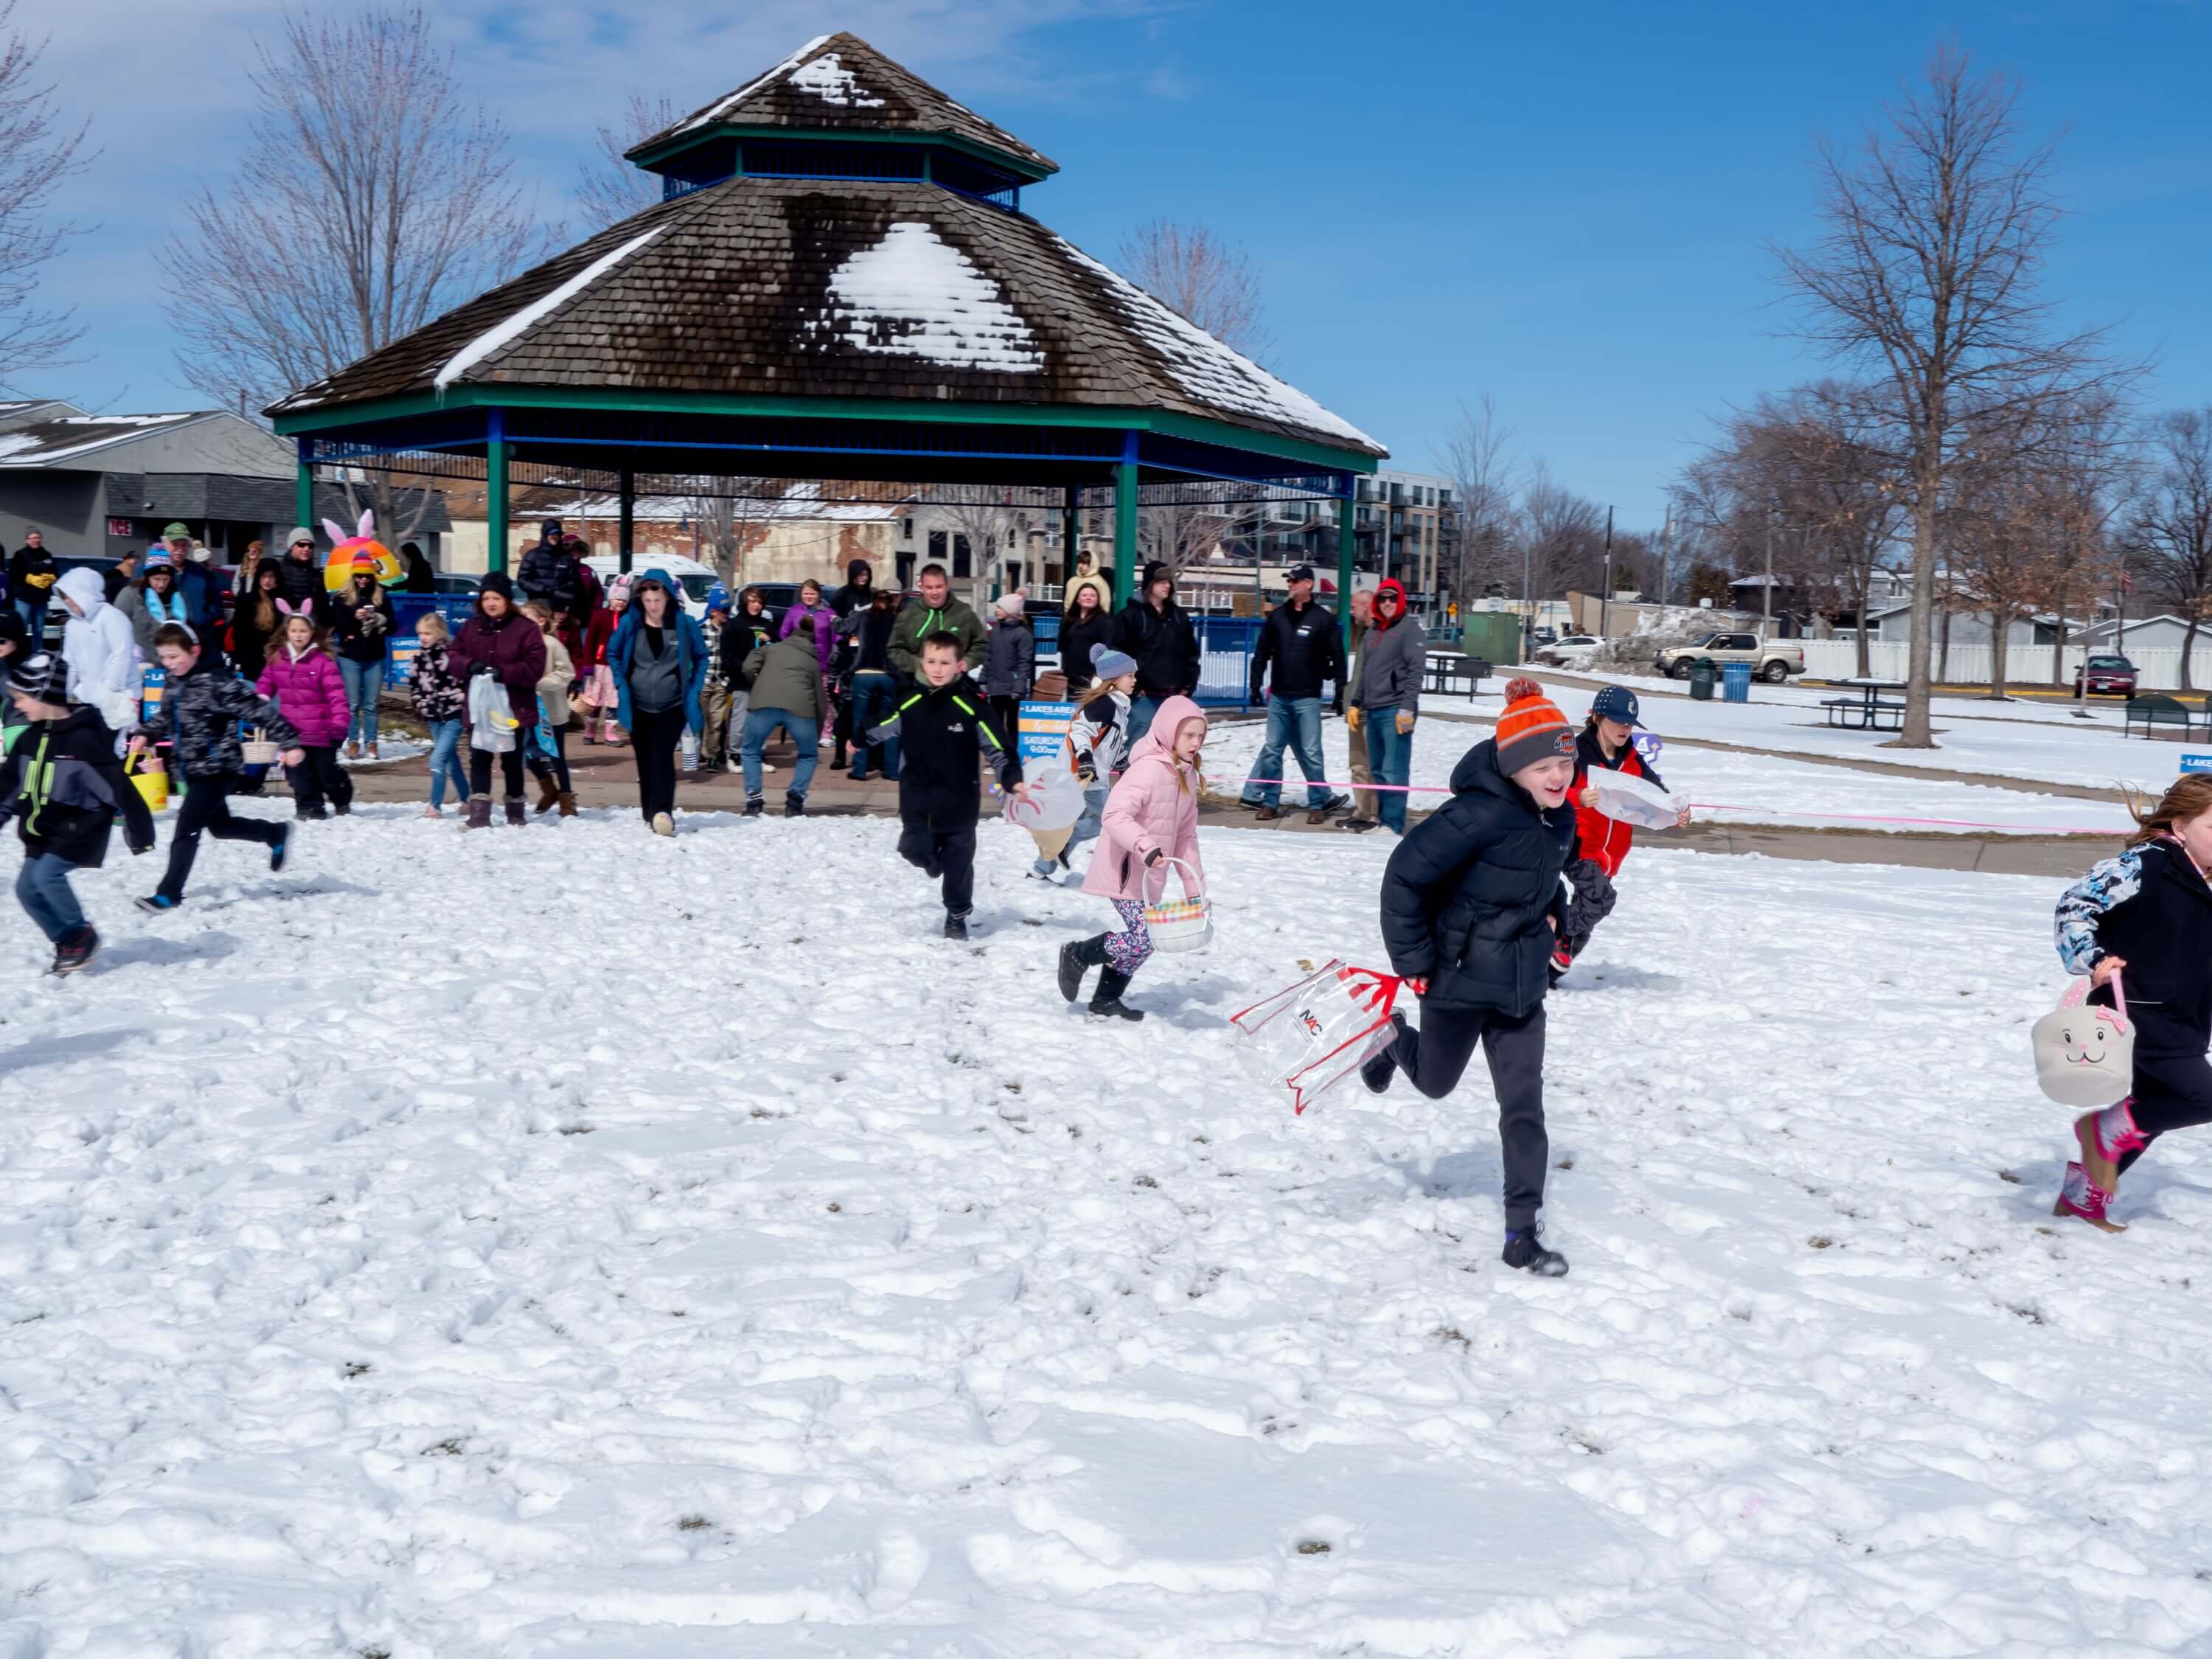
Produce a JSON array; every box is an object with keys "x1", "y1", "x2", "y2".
[
  {"x1": 271, "y1": 181, "x2": 1382, "y2": 458},
  {"x1": 630, "y1": 33, "x2": 1057, "y2": 178}
]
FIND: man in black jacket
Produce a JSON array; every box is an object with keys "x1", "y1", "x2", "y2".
[
  {"x1": 865, "y1": 632, "x2": 1026, "y2": 940},
  {"x1": 1239, "y1": 565, "x2": 1349, "y2": 824},
  {"x1": 830, "y1": 556, "x2": 875, "y2": 618},
  {"x1": 1363, "y1": 678, "x2": 1580, "y2": 1277},
  {"x1": 7, "y1": 529, "x2": 58, "y2": 640},
  {"x1": 518, "y1": 523, "x2": 582, "y2": 620},
  {"x1": 1110, "y1": 560, "x2": 1200, "y2": 750},
  {"x1": 274, "y1": 528, "x2": 328, "y2": 622}
]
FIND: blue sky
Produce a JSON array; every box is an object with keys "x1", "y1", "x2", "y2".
[{"x1": 18, "y1": 0, "x2": 2211, "y2": 527}]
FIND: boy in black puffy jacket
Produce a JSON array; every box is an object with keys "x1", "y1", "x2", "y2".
[
  {"x1": 1364, "y1": 678, "x2": 1580, "y2": 1277},
  {"x1": 0, "y1": 652, "x2": 157, "y2": 973}
]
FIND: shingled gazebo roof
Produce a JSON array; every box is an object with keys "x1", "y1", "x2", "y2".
[
  {"x1": 269, "y1": 34, "x2": 1382, "y2": 601},
  {"x1": 628, "y1": 32, "x2": 1057, "y2": 179},
  {"x1": 270, "y1": 177, "x2": 1379, "y2": 459}
]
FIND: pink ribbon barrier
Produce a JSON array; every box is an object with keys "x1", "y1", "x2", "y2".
[{"x1": 1228, "y1": 776, "x2": 2121, "y2": 835}]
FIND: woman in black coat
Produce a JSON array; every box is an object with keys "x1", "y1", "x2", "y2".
[
  {"x1": 1058, "y1": 578, "x2": 1114, "y2": 695},
  {"x1": 1364, "y1": 679, "x2": 1583, "y2": 1277}
]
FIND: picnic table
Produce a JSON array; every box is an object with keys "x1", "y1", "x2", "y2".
[
  {"x1": 1822, "y1": 678, "x2": 1907, "y2": 731},
  {"x1": 1423, "y1": 654, "x2": 1491, "y2": 702}
]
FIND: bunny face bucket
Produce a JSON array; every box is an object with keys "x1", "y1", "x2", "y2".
[{"x1": 2031, "y1": 976, "x2": 2135, "y2": 1108}]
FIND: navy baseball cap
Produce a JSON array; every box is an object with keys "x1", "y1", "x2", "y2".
[{"x1": 1591, "y1": 685, "x2": 1642, "y2": 726}]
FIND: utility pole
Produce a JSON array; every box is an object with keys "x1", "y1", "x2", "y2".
[
  {"x1": 1658, "y1": 504, "x2": 1672, "y2": 608},
  {"x1": 1598, "y1": 505, "x2": 1615, "y2": 639},
  {"x1": 1520, "y1": 522, "x2": 1534, "y2": 663},
  {"x1": 1761, "y1": 512, "x2": 1774, "y2": 638}
]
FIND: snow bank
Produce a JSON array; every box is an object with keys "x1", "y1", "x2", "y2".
[{"x1": 6, "y1": 804, "x2": 2209, "y2": 1653}]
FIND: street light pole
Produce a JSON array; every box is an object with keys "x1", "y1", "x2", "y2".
[{"x1": 1598, "y1": 505, "x2": 1615, "y2": 640}]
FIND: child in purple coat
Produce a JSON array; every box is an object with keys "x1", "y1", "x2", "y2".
[{"x1": 257, "y1": 611, "x2": 356, "y2": 818}]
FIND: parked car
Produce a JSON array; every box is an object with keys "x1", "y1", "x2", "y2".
[
  {"x1": 2073, "y1": 654, "x2": 2138, "y2": 697},
  {"x1": 1655, "y1": 631, "x2": 1804, "y2": 684},
  {"x1": 1535, "y1": 633, "x2": 1601, "y2": 668},
  {"x1": 1531, "y1": 626, "x2": 1559, "y2": 647},
  {"x1": 582, "y1": 552, "x2": 720, "y2": 616}
]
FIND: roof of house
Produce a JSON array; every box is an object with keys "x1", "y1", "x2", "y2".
[
  {"x1": 631, "y1": 32, "x2": 1057, "y2": 176},
  {"x1": 268, "y1": 177, "x2": 1382, "y2": 458},
  {"x1": 540, "y1": 481, "x2": 901, "y2": 524},
  {"x1": 0, "y1": 411, "x2": 213, "y2": 468}
]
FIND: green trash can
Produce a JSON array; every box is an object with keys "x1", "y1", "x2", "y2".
[{"x1": 1688, "y1": 656, "x2": 1718, "y2": 701}]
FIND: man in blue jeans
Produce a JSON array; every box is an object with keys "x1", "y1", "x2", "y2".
[
  {"x1": 844, "y1": 587, "x2": 903, "y2": 780},
  {"x1": 1239, "y1": 565, "x2": 1350, "y2": 824},
  {"x1": 1345, "y1": 577, "x2": 1424, "y2": 834}
]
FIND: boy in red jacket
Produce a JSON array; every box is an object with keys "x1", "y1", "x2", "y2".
[{"x1": 1556, "y1": 685, "x2": 1690, "y2": 977}]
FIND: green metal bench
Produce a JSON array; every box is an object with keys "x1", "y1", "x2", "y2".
[{"x1": 2124, "y1": 694, "x2": 2196, "y2": 741}]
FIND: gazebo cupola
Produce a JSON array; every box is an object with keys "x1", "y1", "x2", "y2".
[{"x1": 625, "y1": 32, "x2": 1058, "y2": 212}]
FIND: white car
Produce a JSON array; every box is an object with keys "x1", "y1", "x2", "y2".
[
  {"x1": 583, "y1": 552, "x2": 720, "y2": 616},
  {"x1": 1535, "y1": 633, "x2": 1601, "y2": 668}
]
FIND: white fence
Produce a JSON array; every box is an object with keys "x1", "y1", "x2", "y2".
[{"x1": 1799, "y1": 638, "x2": 2212, "y2": 692}]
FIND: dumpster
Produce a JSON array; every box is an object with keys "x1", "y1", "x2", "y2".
[
  {"x1": 1721, "y1": 661, "x2": 1753, "y2": 703},
  {"x1": 1688, "y1": 657, "x2": 1718, "y2": 701}
]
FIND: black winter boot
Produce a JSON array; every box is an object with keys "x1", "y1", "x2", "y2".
[
  {"x1": 1088, "y1": 967, "x2": 1144, "y2": 1021},
  {"x1": 1059, "y1": 935, "x2": 1107, "y2": 1002},
  {"x1": 462, "y1": 798, "x2": 493, "y2": 831},
  {"x1": 504, "y1": 796, "x2": 526, "y2": 827},
  {"x1": 1502, "y1": 1222, "x2": 1570, "y2": 1278},
  {"x1": 1361, "y1": 1012, "x2": 1407, "y2": 1094},
  {"x1": 785, "y1": 792, "x2": 807, "y2": 818},
  {"x1": 744, "y1": 796, "x2": 765, "y2": 817},
  {"x1": 943, "y1": 908, "x2": 970, "y2": 941}
]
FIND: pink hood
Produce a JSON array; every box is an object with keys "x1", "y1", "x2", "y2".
[{"x1": 1081, "y1": 694, "x2": 1208, "y2": 902}]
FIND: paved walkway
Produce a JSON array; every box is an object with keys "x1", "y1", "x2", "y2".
[{"x1": 341, "y1": 719, "x2": 2097, "y2": 877}]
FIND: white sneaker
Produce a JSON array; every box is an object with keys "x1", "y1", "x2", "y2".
[{"x1": 651, "y1": 811, "x2": 674, "y2": 837}]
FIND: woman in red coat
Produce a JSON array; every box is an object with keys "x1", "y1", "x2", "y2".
[{"x1": 1557, "y1": 684, "x2": 1690, "y2": 975}]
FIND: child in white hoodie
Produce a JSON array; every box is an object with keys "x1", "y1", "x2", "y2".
[{"x1": 53, "y1": 567, "x2": 141, "y2": 734}]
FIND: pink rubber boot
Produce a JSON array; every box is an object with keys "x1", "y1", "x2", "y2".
[
  {"x1": 2075, "y1": 1097, "x2": 2144, "y2": 1197},
  {"x1": 2053, "y1": 1161, "x2": 2126, "y2": 1234}
]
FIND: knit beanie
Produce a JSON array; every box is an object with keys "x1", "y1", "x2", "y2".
[
  {"x1": 994, "y1": 588, "x2": 1026, "y2": 618},
  {"x1": 1495, "y1": 676, "x2": 1575, "y2": 774},
  {"x1": 1089, "y1": 641, "x2": 1136, "y2": 681},
  {"x1": 479, "y1": 571, "x2": 515, "y2": 602}
]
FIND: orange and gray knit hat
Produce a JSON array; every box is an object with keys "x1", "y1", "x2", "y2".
[{"x1": 1495, "y1": 677, "x2": 1576, "y2": 773}]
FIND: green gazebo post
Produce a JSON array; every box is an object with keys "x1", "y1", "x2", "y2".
[
  {"x1": 486, "y1": 408, "x2": 509, "y2": 576},
  {"x1": 1338, "y1": 488, "x2": 1357, "y2": 646},
  {"x1": 1113, "y1": 434, "x2": 1138, "y2": 611}
]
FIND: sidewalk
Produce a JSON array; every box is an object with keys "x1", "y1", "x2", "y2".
[{"x1": 344, "y1": 730, "x2": 2097, "y2": 877}]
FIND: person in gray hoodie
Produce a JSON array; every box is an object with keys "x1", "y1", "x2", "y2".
[{"x1": 1345, "y1": 578, "x2": 1424, "y2": 834}]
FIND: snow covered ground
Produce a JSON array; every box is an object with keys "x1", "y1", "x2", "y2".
[
  {"x1": 6, "y1": 804, "x2": 2212, "y2": 1655},
  {"x1": 1514, "y1": 669, "x2": 2194, "y2": 794},
  {"x1": 1207, "y1": 715, "x2": 2135, "y2": 835}
]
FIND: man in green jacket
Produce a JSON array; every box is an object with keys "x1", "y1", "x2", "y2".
[{"x1": 888, "y1": 563, "x2": 987, "y2": 684}]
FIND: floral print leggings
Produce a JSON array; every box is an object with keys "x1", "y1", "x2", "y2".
[{"x1": 1104, "y1": 898, "x2": 1153, "y2": 974}]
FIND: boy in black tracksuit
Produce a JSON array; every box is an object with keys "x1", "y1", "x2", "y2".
[
  {"x1": 0, "y1": 652, "x2": 157, "y2": 973},
  {"x1": 866, "y1": 633, "x2": 1024, "y2": 940}
]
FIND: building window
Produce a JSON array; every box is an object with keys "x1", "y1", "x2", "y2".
[
  {"x1": 953, "y1": 534, "x2": 972, "y2": 578},
  {"x1": 902, "y1": 517, "x2": 914, "y2": 540},
  {"x1": 928, "y1": 530, "x2": 946, "y2": 566}
]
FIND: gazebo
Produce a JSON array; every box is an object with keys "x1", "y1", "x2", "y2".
[{"x1": 268, "y1": 32, "x2": 1385, "y2": 618}]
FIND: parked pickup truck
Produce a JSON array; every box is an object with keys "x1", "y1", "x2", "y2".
[{"x1": 1655, "y1": 632, "x2": 1804, "y2": 684}]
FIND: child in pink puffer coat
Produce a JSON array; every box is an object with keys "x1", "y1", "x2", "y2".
[
  {"x1": 1057, "y1": 692, "x2": 1209, "y2": 1021},
  {"x1": 257, "y1": 610, "x2": 355, "y2": 818}
]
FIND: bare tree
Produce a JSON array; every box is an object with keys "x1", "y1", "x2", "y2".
[
  {"x1": 1441, "y1": 395, "x2": 1519, "y2": 608},
  {"x1": 1775, "y1": 47, "x2": 2124, "y2": 747},
  {"x1": 1519, "y1": 462, "x2": 1607, "y2": 603},
  {"x1": 577, "y1": 93, "x2": 680, "y2": 233},
  {"x1": 1115, "y1": 218, "x2": 1271, "y2": 361},
  {"x1": 160, "y1": 5, "x2": 546, "y2": 544},
  {"x1": 2126, "y1": 409, "x2": 2212, "y2": 689},
  {"x1": 0, "y1": 0, "x2": 88, "y2": 389}
]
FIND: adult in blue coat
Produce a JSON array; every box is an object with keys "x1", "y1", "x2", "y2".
[{"x1": 608, "y1": 568, "x2": 706, "y2": 835}]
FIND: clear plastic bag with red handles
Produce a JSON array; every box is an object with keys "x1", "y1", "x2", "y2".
[{"x1": 1228, "y1": 959, "x2": 1424, "y2": 1115}]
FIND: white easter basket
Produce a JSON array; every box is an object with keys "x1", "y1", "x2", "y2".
[
  {"x1": 1140, "y1": 855, "x2": 1212, "y2": 955},
  {"x1": 2031, "y1": 975, "x2": 2134, "y2": 1108}
]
